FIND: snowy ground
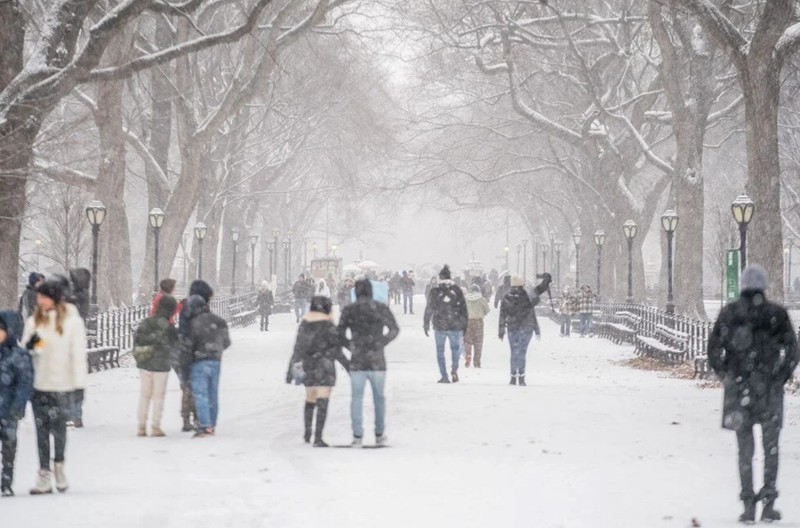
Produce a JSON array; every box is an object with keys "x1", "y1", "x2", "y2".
[{"x1": 6, "y1": 295, "x2": 800, "y2": 527}]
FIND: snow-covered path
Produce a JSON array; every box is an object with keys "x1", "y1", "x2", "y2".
[{"x1": 6, "y1": 295, "x2": 800, "y2": 527}]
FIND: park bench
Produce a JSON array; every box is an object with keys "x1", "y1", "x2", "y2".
[
  {"x1": 634, "y1": 323, "x2": 689, "y2": 364},
  {"x1": 87, "y1": 346, "x2": 121, "y2": 373},
  {"x1": 229, "y1": 300, "x2": 258, "y2": 328},
  {"x1": 601, "y1": 311, "x2": 641, "y2": 345}
]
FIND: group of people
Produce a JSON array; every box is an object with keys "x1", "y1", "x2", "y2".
[
  {"x1": 557, "y1": 284, "x2": 596, "y2": 337},
  {"x1": 388, "y1": 271, "x2": 416, "y2": 314}
]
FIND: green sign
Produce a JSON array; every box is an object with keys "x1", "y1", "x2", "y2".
[{"x1": 726, "y1": 250, "x2": 739, "y2": 300}]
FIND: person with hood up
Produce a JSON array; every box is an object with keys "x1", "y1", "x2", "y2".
[
  {"x1": 18, "y1": 273, "x2": 44, "y2": 320},
  {"x1": 498, "y1": 275, "x2": 541, "y2": 386},
  {"x1": 464, "y1": 284, "x2": 490, "y2": 368},
  {"x1": 257, "y1": 281, "x2": 274, "y2": 332},
  {"x1": 0, "y1": 311, "x2": 33, "y2": 497},
  {"x1": 22, "y1": 279, "x2": 88, "y2": 494},
  {"x1": 423, "y1": 265, "x2": 469, "y2": 383},
  {"x1": 134, "y1": 295, "x2": 179, "y2": 437},
  {"x1": 338, "y1": 279, "x2": 399, "y2": 447},
  {"x1": 176, "y1": 280, "x2": 214, "y2": 431},
  {"x1": 494, "y1": 274, "x2": 511, "y2": 309},
  {"x1": 179, "y1": 281, "x2": 231, "y2": 437},
  {"x1": 707, "y1": 265, "x2": 798, "y2": 523},
  {"x1": 400, "y1": 270, "x2": 416, "y2": 315},
  {"x1": 286, "y1": 296, "x2": 350, "y2": 447},
  {"x1": 316, "y1": 279, "x2": 332, "y2": 299}
]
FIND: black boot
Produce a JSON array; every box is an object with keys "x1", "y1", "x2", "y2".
[
  {"x1": 510, "y1": 375, "x2": 517, "y2": 385},
  {"x1": 182, "y1": 416, "x2": 194, "y2": 432},
  {"x1": 313, "y1": 398, "x2": 329, "y2": 447},
  {"x1": 739, "y1": 499, "x2": 756, "y2": 523},
  {"x1": 762, "y1": 499, "x2": 781, "y2": 522},
  {"x1": 303, "y1": 402, "x2": 314, "y2": 444},
  {"x1": 518, "y1": 375, "x2": 526, "y2": 386}
]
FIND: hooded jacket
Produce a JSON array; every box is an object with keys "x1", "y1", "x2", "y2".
[
  {"x1": 498, "y1": 286, "x2": 541, "y2": 337},
  {"x1": 494, "y1": 276, "x2": 511, "y2": 309},
  {"x1": 0, "y1": 311, "x2": 33, "y2": 421},
  {"x1": 338, "y1": 280, "x2": 400, "y2": 371},
  {"x1": 257, "y1": 287, "x2": 274, "y2": 315},
  {"x1": 134, "y1": 295, "x2": 179, "y2": 372},
  {"x1": 424, "y1": 279, "x2": 468, "y2": 332},
  {"x1": 287, "y1": 312, "x2": 349, "y2": 386},
  {"x1": 68, "y1": 268, "x2": 91, "y2": 319},
  {"x1": 466, "y1": 290, "x2": 490, "y2": 320},
  {"x1": 179, "y1": 295, "x2": 231, "y2": 379}
]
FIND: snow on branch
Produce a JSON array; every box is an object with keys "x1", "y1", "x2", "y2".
[
  {"x1": 777, "y1": 22, "x2": 800, "y2": 64},
  {"x1": 677, "y1": 0, "x2": 747, "y2": 63}
]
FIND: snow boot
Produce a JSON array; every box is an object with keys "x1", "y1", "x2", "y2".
[
  {"x1": 739, "y1": 498, "x2": 756, "y2": 523},
  {"x1": 518, "y1": 375, "x2": 526, "y2": 386},
  {"x1": 53, "y1": 462, "x2": 68, "y2": 493},
  {"x1": 510, "y1": 375, "x2": 517, "y2": 385},
  {"x1": 137, "y1": 425, "x2": 147, "y2": 437},
  {"x1": 29, "y1": 470, "x2": 53, "y2": 495},
  {"x1": 465, "y1": 358, "x2": 471, "y2": 368},
  {"x1": 762, "y1": 500, "x2": 781, "y2": 522},
  {"x1": 1, "y1": 486, "x2": 12, "y2": 497},
  {"x1": 351, "y1": 436, "x2": 363, "y2": 447},
  {"x1": 73, "y1": 418, "x2": 83, "y2": 428},
  {"x1": 150, "y1": 426, "x2": 166, "y2": 437},
  {"x1": 376, "y1": 434, "x2": 388, "y2": 446},
  {"x1": 304, "y1": 402, "x2": 315, "y2": 443},
  {"x1": 313, "y1": 398, "x2": 329, "y2": 447},
  {"x1": 181, "y1": 417, "x2": 194, "y2": 432},
  {"x1": 451, "y1": 371, "x2": 459, "y2": 383},
  {"x1": 438, "y1": 377, "x2": 450, "y2": 384}
]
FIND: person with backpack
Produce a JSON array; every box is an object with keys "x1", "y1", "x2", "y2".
[
  {"x1": 257, "y1": 281, "x2": 274, "y2": 332},
  {"x1": 18, "y1": 273, "x2": 44, "y2": 321},
  {"x1": 423, "y1": 265, "x2": 469, "y2": 383},
  {"x1": 464, "y1": 284, "x2": 490, "y2": 368},
  {"x1": 133, "y1": 295, "x2": 179, "y2": 437},
  {"x1": 286, "y1": 296, "x2": 350, "y2": 447},
  {"x1": 338, "y1": 279, "x2": 399, "y2": 447},
  {"x1": 498, "y1": 275, "x2": 541, "y2": 386},
  {"x1": 0, "y1": 311, "x2": 33, "y2": 497}
]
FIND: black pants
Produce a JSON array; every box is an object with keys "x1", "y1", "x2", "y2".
[
  {"x1": 32, "y1": 391, "x2": 68, "y2": 470},
  {"x1": 0, "y1": 418, "x2": 18, "y2": 490},
  {"x1": 260, "y1": 313, "x2": 270, "y2": 331},
  {"x1": 403, "y1": 293, "x2": 413, "y2": 314},
  {"x1": 737, "y1": 421, "x2": 781, "y2": 501}
]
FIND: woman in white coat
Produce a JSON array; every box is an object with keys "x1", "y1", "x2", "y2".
[{"x1": 22, "y1": 280, "x2": 88, "y2": 495}]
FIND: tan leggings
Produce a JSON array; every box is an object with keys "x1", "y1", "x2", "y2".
[
  {"x1": 138, "y1": 370, "x2": 169, "y2": 428},
  {"x1": 305, "y1": 387, "x2": 332, "y2": 403}
]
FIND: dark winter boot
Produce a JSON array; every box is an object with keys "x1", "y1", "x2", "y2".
[
  {"x1": 182, "y1": 417, "x2": 194, "y2": 433},
  {"x1": 451, "y1": 371, "x2": 459, "y2": 383},
  {"x1": 738, "y1": 500, "x2": 756, "y2": 523},
  {"x1": 510, "y1": 375, "x2": 517, "y2": 385},
  {"x1": 313, "y1": 399, "x2": 329, "y2": 447},
  {"x1": 304, "y1": 402, "x2": 315, "y2": 444},
  {"x1": 762, "y1": 500, "x2": 781, "y2": 522},
  {"x1": 518, "y1": 375, "x2": 526, "y2": 386}
]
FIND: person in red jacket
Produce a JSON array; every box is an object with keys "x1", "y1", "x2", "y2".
[{"x1": 151, "y1": 279, "x2": 180, "y2": 325}]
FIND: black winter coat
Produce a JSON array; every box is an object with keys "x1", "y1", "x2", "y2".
[
  {"x1": 499, "y1": 286, "x2": 541, "y2": 337},
  {"x1": 257, "y1": 290, "x2": 274, "y2": 316},
  {"x1": 180, "y1": 296, "x2": 231, "y2": 380},
  {"x1": 338, "y1": 299, "x2": 399, "y2": 371},
  {"x1": 708, "y1": 290, "x2": 798, "y2": 431},
  {"x1": 286, "y1": 313, "x2": 349, "y2": 386},
  {"x1": 423, "y1": 280, "x2": 468, "y2": 332}
]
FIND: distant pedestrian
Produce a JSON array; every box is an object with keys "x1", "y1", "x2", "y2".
[
  {"x1": 464, "y1": 284, "x2": 490, "y2": 368},
  {"x1": 424, "y1": 277, "x2": 437, "y2": 300},
  {"x1": 18, "y1": 273, "x2": 44, "y2": 321},
  {"x1": 286, "y1": 296, "x2": 350, "y2": 447},
  {"x1": 292, "y1": 274, "x2": 310, "y2": 323},
  {"x1": 577, "y1": 284, "x2": 595, "y2": 337},
  {"x1": 401, "y1": 271, "x2": 415, "y2": 314},
  {"x1": 133, "y1": 295, "x2": 179, "y2": 437},
  {"x1": 0, "y1": 311, "x2": 33, "y2": 497},
  {"x1": 480, "y1": 275, "x2": 493, "y2": 301},
  {"x1": 338, "y1": 279, "x2": 399, "y2": 446},
  {"x1": 257, "y1": 281, "x2": 274, "y2": 332},
  {"x1": 493, "y1": 275, "x2": 511, "y2": 309},
  {"x1": 559, "y1": 287, "x2": 576, "y2": 337},
  {"x1": 316, "y1": 279, "x2": 331, "y2": 298},
  {"x1": 423, "y1": 265, "x2": 468, "y2": 383},
  {"x1": 23, "y1": 279, "x2": 88, "y2": 494},
  {"x1": 337, "y1": 278, "x2": 354, "y2": 308},
  {"x1": 389, "y1": 272, "x2": 402, "y2": 305},
  {"x1": 708, "y1": 265, "x2": 798, "y2": 523},
  {"x1": 498, "y1": 275, "x2": 540, "y2": 386}
]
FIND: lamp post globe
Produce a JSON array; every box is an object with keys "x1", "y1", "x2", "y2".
[{"x1": 85, "y1": 200, "x2": 106, "y2": 335}]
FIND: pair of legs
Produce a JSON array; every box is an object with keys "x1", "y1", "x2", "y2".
[
  {"x1": 508, "y1": 328, "x2": 534, "y2": 378},
  {"x1": 560, "y1": 314, "x2": 571, "y2": 336},
  {"x1": 174, "y1": 367, "x2": 196, "y2": 430},
  {"x1": 403, "y1": 293, "x2": 414, "y2": 314},
  {"x1": 351, "y1": 371, "x2": 386, "y2": 439},
  {"x1": 464, "y1": 319, "x2": 484, "y2": 367},
  {"x1": 435, "y1": 330, "x2": 462, "y2": 380},
  {"x1": 31, "y1": 391, "x2": 68, "y2": 470},
  {"x1": 1, "y1": 418, "x2": 18, "y2": 493},
  {"x1": 303, "y1": 387, "x2": 332, "y2": 446},
  {"x1": 138, "y1": 370, "x2": 169, "y2": 433},
  {"x1": 579, "y1": 314, "x2": 593, "y2": 336},
  {"x1": 737, "y1": 420, "x2": 781, "y2": 505},
  {"x1": 191, "y1": 360, "x2": 221, "y2": 432},
  {"x1": 260, "y1": 312, "x2": 270, "y2": 331},
  {"x1": 294, "y1": 302, "x2": 307, "y2": 322}
]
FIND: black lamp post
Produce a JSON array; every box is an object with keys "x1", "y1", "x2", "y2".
[
  {"x1": 149, "y1": 207, "x2": 165, "y2": 293},
  {"x1": 267, "y1": 241, "x2": 274, "y2": 279},
  {"x1": 181, "y1": 233, "x2": 188, "y2": 286},
  {"x1": 594, "y1": 229, "x2": 606, "y2": 298},
  {"x1": 573, "y1": 228, "x2": 581, "y2": 288},
  {"x1": 516, "y1": 244, "x2": 521, "y2": 274},
  {"x1": 541, "y1": 244, "x2": 548, "y2": 280},
  {"x1": 287, "y1": 233, "x2": 293, "y2": 281},
  {"x1": 231, "y1": 227, "x2": 240, "y2": 295},
  {"x1": 504, "y1": 245, "x2": 510, "y2": 272},
  {"x1": 272, "y1": 228, "x2": 280, "y2": 283},
  {"x1": 623, "y1": 219, "x2": 637, "y2": 303},
  {"x1": 731, "y1": 194, "x2": 754, "y2": 271},
  {"x1": 282, "y1": 238, "x2": 290, "y2": 285},
  {"x1": 522, "y1": 239, "x2": 528, "y2": 280},
  {"x1": 554, "y1": 241, "x2": 563, "y2": 289},
  {"x1": 194, "y1": 222, "x2": 207, "y2": 280},
  {"x1": 85, "y1": 200, "x2": 106, "y2": 336},
  {"x1": 661, "y1": 210, "x2": 679, "y2": 314},
  {"x1": 549, "y1": 231, "x2": 556, "y2": 274},
  {"x1": 312, "y1": 242, "x2": 318, "y2": 259},
  {"x1": 249, "y1": 233, "x2": 259, "y2": 289}
]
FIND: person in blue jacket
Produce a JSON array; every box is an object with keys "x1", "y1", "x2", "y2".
[{"x1": 0, "y1": 310, "x2": 34, "y2": 496}]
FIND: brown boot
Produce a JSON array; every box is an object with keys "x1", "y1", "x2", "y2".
[
  {"x1": 137, "y1": 426, "x2": 147, "y2": 437},
  {"x1": 150, "y1": 427, "x2": 166, "y2": 437}
]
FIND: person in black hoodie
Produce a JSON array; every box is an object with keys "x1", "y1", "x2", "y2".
[
  {"x1": 423, "y1": 265, "x2": 468, "y2": 383},
  {"x1": 498, "y1": 275, "x2": 541, "y2": 386},
  {"x1": 18, "y1": 273, "x2": 44, "y2": 320},
  {"x1": 286, "y1": 297, "x2": 350, "y2": 447},
  {"x1": 708, "y1": 265, "x2": 798, "y2": 523},
  {"x1": 338, "y1": 279, "x2": 399, "y2": 446},
  {"x1": 257, "y1": 281, "x2": 274, "y2": 332},
  {"x1": 0, "y1": 311, "x2": 33, "y2": 497},
  {"x1": 176, "y1": 280, "x2": 214, "y2": 432}
]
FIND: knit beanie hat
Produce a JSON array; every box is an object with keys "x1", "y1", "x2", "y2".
[
  {"x1": 189, "y1": 280, "x2": 214, "y2": 303},
  {"x1": 439, "y1": 265, "x2": 452, "y2": 280},
  {"x1": 740, "y1": 265, "x2": 768, "y2": 293},
  {"x1": 309, "y1": 296, "x2": 333, "y2": 315},
  {"x1": 37, "y1": 280, "x2": 65, "y2": 303}
]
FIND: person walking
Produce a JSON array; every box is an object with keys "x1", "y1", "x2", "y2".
[
  {"x1": 401, "y1": 271, "x2": 415, "y2": 315},
  {"x1": 18, "y1": 273, "x2": 44, "y2": 321},
  {"x1": 498, "y1": 275, "x2": 540, "y2": 386},
  {"x1": 425, "y1": 277, "x2": 437, "y2": 301},
  {"x1": 176, "y1": 281, "x2": 214, "y2": 432},
  {"x1": 494, "y1": 274, "x2": 511, "y2": 309},
  {"x1": 22, "y1": 280, "x2": 88, "y2": 494},
  {"x1": 150, "y1": 279, "x2": 180, "y2": 323},
  {"x1": 133, "y1": 295, "x2": 179, "y2": 437},
  {"x1": 559, "y1": 287, "x2": 576, "y2": 337},
  {"x1": 316, "y1": 278, "x2": 332, "y2": 298},
  {"x1": 577, "y1": 284, "x2": 595, "y2": 337},
  {"x1": 257, "y1": 281, "x2": 274, "y2": 332},
  {"x1": 708, "y1": 265, "x2": 798, "y2": 522},
  {"x1": 180, "y1": 281, "x2": 231, "y2": 437},
  {"x1": 286, "y1": 296, "x2": 350, "y2": 447},
  {"x1": 464, "y1": 284, "x2": 490, "y2": 368},
  {"x1": 0, "y1": 311, "x2": 33, "y2": 497},
  {"x1": 423, "y1": 265, "x2": 469, "y2": 383},
  {"x1": 338, "y1": 279, "x2": 399, "y2": 447},
  {"x1": 292, "y1": 274, "x2": 309, "y2": 323}
]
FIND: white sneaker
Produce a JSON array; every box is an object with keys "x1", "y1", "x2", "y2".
[
  {"x1": 351, "y1": 437, "x2": 362, "y2": 447},
  {"x1": 54, "y1": 462, "x2": 68, "y2": 492},
  {"x1": 376, "y1": 434, "x2": 388, "y2": 446},
  {"x1": 29, "y1": 470, "x2": 53, "y2": 495}
]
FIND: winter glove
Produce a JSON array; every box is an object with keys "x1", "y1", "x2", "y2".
[
  {"x1": 423, "y1": 327, "x2": 429, "y2": 337},
  {"x1": 25, "y1": 333, "x2": 40, "y2": 351}
]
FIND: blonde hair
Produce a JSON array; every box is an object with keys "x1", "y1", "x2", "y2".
[{"x1": 34, "y1": 301, "x2": 67, "y2": 335}]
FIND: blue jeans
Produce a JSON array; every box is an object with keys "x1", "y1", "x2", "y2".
[
  {"x1": 579, "y1": 314, "x2": 593, "y2": 336},
  {"x1": 508, "y1": 329, "x2": 534, "y2": 375},
  {"x1": 191, "y1": 360, "x2": 221, "y2": 429},
  {"x1": 403, "y1": 293, "x2": 414, "y2": 314},
  {"x1": 435, "y1": 330, "x2": 462, "y2": 378},
  {"x1": 350, "y1": 371, "x2": 386, "y2": 438}
]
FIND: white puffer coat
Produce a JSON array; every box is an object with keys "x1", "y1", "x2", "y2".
[{"x1": 22, "y1": 303, "x2": 88, "y2": 392}]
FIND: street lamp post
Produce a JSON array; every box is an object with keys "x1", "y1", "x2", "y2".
[
  {"x1": 549, "y1": 231, "x2": 556, "y2": 274},
  {"x1": 516, "y1": 244, "x2": 521, "y2": 274},
  {"x1": 267, "y1": 241, "x2": 274, "y2": 279},
  {"x1": 594, "y1": 230, "x2": 606, "y2": 299},
  {"x1": 303, "y1": 239, "x2": 308, "y2": 272},
  {"x1": 331, "y1": 244, "x2": 337, "y2": 257},
  {"x1": 181, "y1": 233, "x2": 188, "y2": 286},
  {"x1": 573, "y1": 228, "x2": 582, "y2": 288},
  {"x1": 194, "y1": 222, "x2": 207, "y2": 280},
  {"x1": 661, "y1": 210, "x2": 679, "y2": 315},
  {"x1": 272, "y1": 228, "x2": 280, "y2": 283},
  {"x1": 85, "y1": 200, "x2": 107, "y2": 337},
  {"x1": 504, "y1": 245, "x2": 510, "y2": 272},
  {"x1": 231, "y1": 227, "x2": 240, "y2": 295},
  {"x1": 787, "y1": 238, "x2": 794, "y2": 295},
  {"x1": 282, "y1": 239, "x2": 290, "y2": 285},
  {"x1": 148, "y1": 208, "x2": 165, "y2": 293},
  {"x1": 287, "y1": 234, "x2": 293, "y2": 282},
  {"x1": 249, "y1": 233, "x2": 259, "y2": 289},
  {"x1": 554, "y1": 241, "x2": 563, "y2": 289},
  {"x1": 522, "y1": 239, "x2": 528, "y2": 280},
  {"x1": 731, "y1": 194, "x2": 755, "y2": 271},
  {"x1": 541, "y1": 245, "x2": 548, "y2": 280},
  {"x1": 623, "y1": 219, "x2": 637, "y2": 303},
  {"x1": 533, "y1": 237, "x2": 539, "y2": 277},
  {"x1": 312, "y1": 242, "x2": 318, "y2": 259}
]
